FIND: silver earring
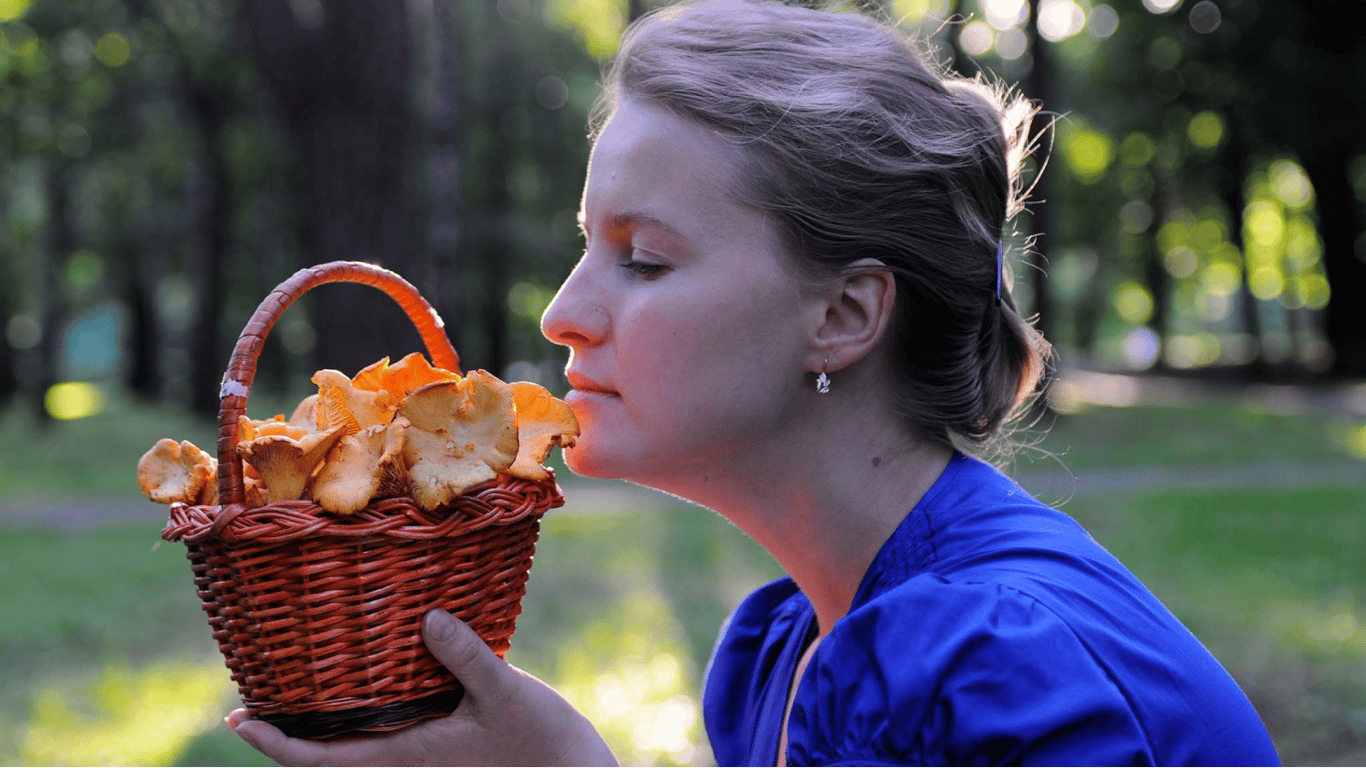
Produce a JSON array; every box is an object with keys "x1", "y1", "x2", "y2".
[{"x1": 816, "y1": 359, "x2": 831, "y2": 394}]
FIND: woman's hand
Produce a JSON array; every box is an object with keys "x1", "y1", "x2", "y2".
[{"x1": 227, "y1": 610, "x2": 618, "y2": 766}]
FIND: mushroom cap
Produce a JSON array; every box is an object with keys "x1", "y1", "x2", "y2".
[
  {"x1": 351, "y1": 356, "x2": 392, "y2": 394},
  {"x1": 352, "y1": 352, "x2": 460, "y2": 402},
  {"x1": 137, "y1": 439, "x2": 216, "y2": 505},
  {"x1": 506, "y1": 381, "x2": 580, "y2": 481},
  {"x1": 313, "y1": 369, "x2": 398, "y2": 435},
  {"x1": 311, "y1": 419, "x2": 409, "y2": 515},
  {"x1": 238, "y1": 414, "x2": 310, "y2": 443},
  {"x1": 288, "y1": 394, "x2": 319, "y2": 431},
  {"x1": 398, "y1": 371, "x2": 519, "y2": 510},
  {"x1": 237, "y1": 425, "x2": 344, "y2": 504}
]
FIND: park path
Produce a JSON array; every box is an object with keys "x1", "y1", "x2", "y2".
[{"x1": 3, "y1": 369, "x2": 1361, "y2": 531}]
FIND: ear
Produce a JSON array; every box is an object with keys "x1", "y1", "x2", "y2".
[{"x1": 808, "y1": 258, "x2": 897, "y2": 373}]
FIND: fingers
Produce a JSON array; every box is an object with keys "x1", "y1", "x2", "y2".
[
  {"x1": 229, "y1": 712, "x2": 397, "y2": 767},
  {"x1": 422, "y1": 610, "x2": 507, "y2": 701},
  {"x1": 232, "y1": 718, "x2": 330, "y2": 767}
]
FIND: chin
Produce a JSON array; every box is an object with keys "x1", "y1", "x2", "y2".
[{"x1": 562, "y1": 442, "x2": 620, "y2": 480}]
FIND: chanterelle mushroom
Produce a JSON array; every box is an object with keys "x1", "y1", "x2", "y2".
[
  {"x1": 507, "y1": 381, "x2": 580, "y2": 481},
  {"x1": 288, "y1": 394, "x2": 319, "y2": 431},
  {"x1": 237, "y1": 426, "x2": 344, "y2": 504},
  {"x1": 313, "y1": 369, "x2": 398, "y2": 435},
  {"x1": 399, "y1": 370, "x2": 519, "y2": 510},
  {"x1": 238, "y1": 414, "x2": 310, "y2": 444},
  {"x1": 353, "y1": 352, "x2": 460, "y2": 402},
  {"x1": 137, "y1": 439, "x2": 216, "y2": 505},
  {"x1": 311, "y1": 418, "x2": 409, "y2": 515}
]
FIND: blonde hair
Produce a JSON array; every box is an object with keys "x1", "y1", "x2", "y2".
[{"x1": 597, "y1": 0, "x2": 1051, "y2": 447}]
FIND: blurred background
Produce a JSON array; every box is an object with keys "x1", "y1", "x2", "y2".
[{"x1": 0, "y1": 0, "x2": 1363, "y2": 764}]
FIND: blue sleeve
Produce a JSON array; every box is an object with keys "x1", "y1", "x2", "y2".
[{"x1": 786, "y1": 579, "x2": 1156, "y2": 766}]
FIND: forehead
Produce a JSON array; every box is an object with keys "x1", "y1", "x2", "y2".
[{"x1": 583, "y1": 98, "x2": 745, "y2": 229}]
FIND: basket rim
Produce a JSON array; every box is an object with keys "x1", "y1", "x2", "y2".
[{"x1": 163, "y1": 472, "x2": 563, "y2": 545}]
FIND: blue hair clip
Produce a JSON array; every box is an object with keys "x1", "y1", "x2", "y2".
[{"x1": 995, "y1": 244, "x2": 1004, "y2": 301}]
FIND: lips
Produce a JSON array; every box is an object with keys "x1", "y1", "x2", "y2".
[{"x1": 566, "y1": 371, "x2": 619, "y2": 397}]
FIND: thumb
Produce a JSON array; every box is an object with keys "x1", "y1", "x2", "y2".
[{"x1": 423, "y1": 610, "x2": 508, "y2": 699}]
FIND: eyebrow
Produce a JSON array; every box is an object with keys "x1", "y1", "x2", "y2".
[{"x1": 579, "y1": 210, "x2": 691, "y2": 245}]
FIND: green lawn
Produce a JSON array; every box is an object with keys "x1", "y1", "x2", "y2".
[{"x1": 2, "y1": 392, "x2": 1364, "y2": 764}]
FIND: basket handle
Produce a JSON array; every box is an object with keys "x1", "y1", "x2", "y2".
[{"x1": 215, "y1": 261, "x2": 460, "y2": 506}]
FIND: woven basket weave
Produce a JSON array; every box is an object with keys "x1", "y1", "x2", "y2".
[{"x1": 161, "y1": 261, "x2": 563, "y2": 739}]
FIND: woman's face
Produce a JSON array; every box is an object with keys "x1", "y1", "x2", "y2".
[{"x1": 541, "y1": 97, "x2": 820, "y2": 486}]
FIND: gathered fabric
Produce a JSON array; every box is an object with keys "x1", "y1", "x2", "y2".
[{"x1": 703, "y1": 452, "x2": 1280, "y2": 767}]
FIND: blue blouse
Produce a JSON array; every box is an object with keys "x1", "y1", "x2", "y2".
[{"x1": 703, "y1": 452, "x2": 1280, "y2": 766}]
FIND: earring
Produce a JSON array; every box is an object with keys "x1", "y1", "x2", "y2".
[{"x1": 816, "y1": 359, "x2": 831, "y2": 394}]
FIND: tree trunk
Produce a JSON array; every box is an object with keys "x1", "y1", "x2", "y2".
[
  {"x1": 187, "y1": 83, "x2": 232, "y2": 418},
  {"x1": 36, "y1": 163, "x2": 73, "y2": 429},
  {"x1": 1145, "y1": 162, "x2": 1177, "y2": 371},
  {"x1": 472, "y1": 25, "x2": 517, "y2": 378},
  {"x1": 0, "y1": 233, "x2": 16, "y2": 409},
  {"x1": 121, "y1": 238, "x2": 162, "y2": 402},
  {"x1": 430, "y1": 0, "x2": 465, "y2": 361},
  {"x1": 241, "y1": 0, "x2": 420, "y2": 378},
  {"x1": 1303, "y1": 150, "x2": 1366, "y2": 375},
  {"x1": 1023, "y1": 0, "x2": 1054, "y2": 344}
]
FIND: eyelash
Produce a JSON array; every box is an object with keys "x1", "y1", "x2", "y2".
[{"x1": 621, "y1": 252, "x2": 667, "y2": 278}]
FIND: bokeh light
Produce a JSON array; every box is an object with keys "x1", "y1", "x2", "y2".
[
  {"x1": 995, "y1": 27, "x2": 1029, "y2": 59},
  {"x1": 1062, "y1": 125, "x2": 1115, "y2": 184},
  {"x1": 1114, "y1": 282, "x2": 1155, "y2": 324},
  {"x1": 960, "y1": 20, "x2": 994, "y2": 57},
  {"x1": 94, "y1": 31, "x2": 131, "y2": 68},
  {"x1": 1142, "y1": 0, "x2": 1182, "y2": 14},
  {"x1": 0, "y1": 0, "x2": 31, "y2": 22},
  {"x1": 5, "y1": 315, "x2": 41, "y2": 350},
  {"x1": 983, "y1": 0, "x2": 1029, "y2": 30},
  {"x1": 1122, "y1": 326, "x2": 1162, "y2": 369},
  {"x1": 1187, "y1": 111, "x2": 1225, "y2": 149},
  {"x1": 1188, "y1": 0, "x2": 1222, "y2": 33},
  {"x1": 1037, "y1": 0, "x2": 1087, "y2": 42},
  {"x1": 44, "y1": 382, "x2": 104, "y2": 421},
  {"x1": 1086, "y1": 4, "x2": 1120, "y2": 38}
]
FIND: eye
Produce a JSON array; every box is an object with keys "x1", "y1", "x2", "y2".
[{"x1": 621, "y1": 250, "x2": 668, "y2": 278}]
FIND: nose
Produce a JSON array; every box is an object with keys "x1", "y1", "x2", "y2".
[{"x1": 541, "y1": 258, "x2": 608, "y2": 349}]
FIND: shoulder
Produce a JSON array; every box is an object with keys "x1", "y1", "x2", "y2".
[
  {"x1": 787, "y1": 578, "x2": 1158, "y2": 766},
  {"x1": 702, "y1": 577, "x2": 807, "y2": 760}
]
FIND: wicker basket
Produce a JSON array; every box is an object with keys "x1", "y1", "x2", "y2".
[{"x1": 161, "y1": 261, "x2": 563, "y2": 739}]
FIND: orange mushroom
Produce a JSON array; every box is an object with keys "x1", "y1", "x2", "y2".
[
  {"x1": 236, "y1": 426, "x2": 344, "y2": 504},
  {"x1": 137, "y1": 439, "x2": 217, "y2": 505},
  {"x1": 352, "y1": 352, "x2": 460, "y2": 402},
  {"x1": 398, "y1": 371, "x2": 519, "y2": 510},
  {"x1": 507, "y1": 381, "x2": 580, "y2": 481},
  {"x1": 311, "y1": 418, "x2": 409, "y2": 515},
  {"x1": 313, "y1": 369, "x2": 399, "y2": 436},
  {"x1": 288, "y1": 394, "x2": 319, "y2": 431}
]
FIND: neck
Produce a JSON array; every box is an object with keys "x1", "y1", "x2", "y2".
[{"x1": 646, "y1": 393, "x2": 953, "y2": 636}]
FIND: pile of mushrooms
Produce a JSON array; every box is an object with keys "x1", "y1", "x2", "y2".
[{"x1": 136, "y1": 353, "x2": 579, "y2": 514}]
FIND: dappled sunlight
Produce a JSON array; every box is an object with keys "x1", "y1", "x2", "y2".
[
  {"x1": 20, "y1": 656, "x2": 234, "y2": 766},
  {"x1": 543, "y1": 591, "x2": 705, "y2": 767},
  {"x1": 1267, "y1": 598, "x2": 1366, "y2": 661},
  {"x1": 1330, "y1": 423, "x2": 1366, "y2": 461}
]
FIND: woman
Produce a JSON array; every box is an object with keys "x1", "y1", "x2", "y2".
[{"x1": 228, "y1": 1, "x2": 1280, "y2": 764}]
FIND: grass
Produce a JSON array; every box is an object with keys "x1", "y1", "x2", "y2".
[
  {"x1": 1060, "y1": 485, "x2": 1366, "y2": 765},
  {"x1": 1, "y1": 390, "x2": 1364, "y2": 764}
]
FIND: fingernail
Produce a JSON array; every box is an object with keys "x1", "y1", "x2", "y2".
[
  {"x1": 424, "y1": 609, "x2": 455, "y2": 641},
  {"x1": 233, "y1": 721, "x2": 261, "y2": 748}
]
